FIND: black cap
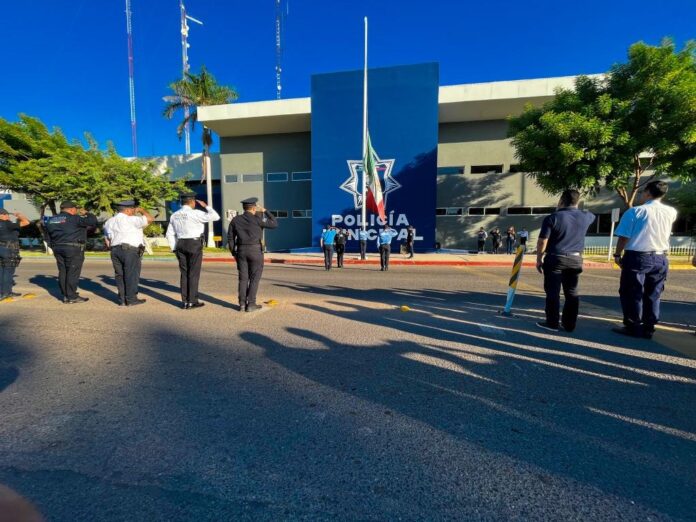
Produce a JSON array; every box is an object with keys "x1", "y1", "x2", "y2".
[
  {"x1": 60, "y1": 200, "x2": 77, "y2": 209},
  {"x1": 180, "y1": 191, "x2": 197, "y2": 200},
  {"x1": 116, "y1": 200, "x2": 136, "y2": 208},
  {"x1": 0, "y1": 208, "x2": 9, "y2": 215},
  {"x1": 241, "y1": 197, "x2": 258, "y2": 205}
]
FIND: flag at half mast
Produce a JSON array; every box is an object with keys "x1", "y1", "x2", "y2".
[{"x1": 363, "y1": 132, "x2": 386, "y2": 221}]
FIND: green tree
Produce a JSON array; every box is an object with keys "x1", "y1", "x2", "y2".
[
  {"x1": 509, "y1": 39, "x2": 696, "y2": 208},
  {"x1": 0, "y1": 115, "x2": 186, "y2": 221}
]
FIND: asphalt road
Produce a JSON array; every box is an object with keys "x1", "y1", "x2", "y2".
[{"x1": 1, "y1": 259, "x2": 695, "y2": 521}]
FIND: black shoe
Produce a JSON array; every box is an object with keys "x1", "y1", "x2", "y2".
[
  {"x1": 190, "y1": 302, "x2": 205, "y2": 309},
  {"x1": 246, "y1": 304, "x2": 262, "y2": 312},
  {"x1": 612, "y1": 326, "x2": 651, "y2": 339},
  {"x1": 536, "y1": 321, "x2": 559, "y2": 332},
  {"x1": 65, "y1": 296, "x2": 89, "y2": 304},
  {"x1": 560, "y1": 324, "x2": 576, "y2": 333},
  {"x1": 380, "y1": 267, "x2": 384, "y2": 271},
  {"x1": 182, "y1": 302, "x2": 191, "y2": 309},
  {"x1": 126, "y1": 298, "x2": 146, "y2": 307}
]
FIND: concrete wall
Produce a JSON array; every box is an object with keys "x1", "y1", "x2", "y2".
[{"x1": 219, "y1": 133, "x2": 312, "y2": 251}]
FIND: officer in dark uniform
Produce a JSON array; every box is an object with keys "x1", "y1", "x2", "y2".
[
  {"x1": 0, "y1": 209, "x2": 30, "y2": 301},
  {"x1": 227, "y1": 198, "x2": 278, "y2": 312},
  {"x1": 45, "y1": 201, "x2": 98, "y2": 303},
  {"x1": 334, "y1": 228, "x2": 347, "y2": 268}
]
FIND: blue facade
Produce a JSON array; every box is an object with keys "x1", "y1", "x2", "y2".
[{"x1": 310, "y1": 63, "x2": 439, "y2": 251}]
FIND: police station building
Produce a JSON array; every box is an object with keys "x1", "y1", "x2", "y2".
[{"x1": 196, "y1": 62, "x2": 670, "y2": 253}]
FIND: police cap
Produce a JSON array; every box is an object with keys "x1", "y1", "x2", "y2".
[
  {"x1": 116, "y1": 200, "x2": 136, "y2": 208},
  {"x1": 241, "y1": 197, "x2": 258, "y2": 205},
  {"x1": 60, "y1": 200, "x2": 77, "y2": 209},
  {"x1": 180, "y1": 191, "x2": 197, "y2": 200}
]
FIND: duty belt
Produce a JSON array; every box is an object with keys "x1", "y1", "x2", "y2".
[
  {"x1": 113, "y1": 244, "x2": 142, "y2": 251},
  {"x1": 53, "y1": 242, "x2": 85, "y2": 248},
  {"x1": 548, "y1": 252, "x2": 581, "y2": 256},
  {"x1": 627, "y1": 250, "x2": 667, "y2": 255}
]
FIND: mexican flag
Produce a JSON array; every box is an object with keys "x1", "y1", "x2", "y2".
[{"x1": 363, "y1": 132, "x2": 386, "y2": 221}]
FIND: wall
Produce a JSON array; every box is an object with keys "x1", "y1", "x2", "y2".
[{"x1": 219, "y1": 133, "x2": 312, "y2": 250}]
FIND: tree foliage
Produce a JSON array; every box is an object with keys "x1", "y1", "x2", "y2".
[
  {"x1": 0, "y1": 115, "x2": 187, "y2": 219},
  {"x1": 509, "y1": 39, "x2": 696, "y2": 208},
  {"x1": 163, "y1": 65, "x2": 238, "y2": 155}
]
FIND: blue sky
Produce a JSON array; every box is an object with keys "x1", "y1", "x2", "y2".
[{"x1": 2, "y1": 0, "x2": 694, "y2": 157}]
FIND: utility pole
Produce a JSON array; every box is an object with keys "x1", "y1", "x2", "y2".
[{"x1": 125, "y1": 0, "x2": 137, "y2": 157}]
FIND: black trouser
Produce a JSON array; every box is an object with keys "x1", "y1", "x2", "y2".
[
  {"x1": 406, "y1": 241, "x2": 414, "y2": 258},
  {"x1": 0, "y1": 245, "x2": 19, "y2": 298},
  {"x1": 477, "y1": 240, "x2": 485, "y2": 252},
  {"x1": 236, "y1": 246, "x2": 264, "y2": 307},
  {"x1": 335, "y1": 244, "x2": 345, "y2": 267},
  {"x1": 175, "y1": 238, "x2": 204, "y2": 304},
  {"x1": 619, "y1": 251, "x2": 668, "y2": 335},
  {"x1": 52, "y1": 245, "x2": 85, "y2": 300},
  {"x1": 359, "y1": 240, "x2": 366, "y2": 260},
  {"x1": 379, "y1": 244, "x2": 391, "y2": 269},
  {"x1": 323, "y1": 245, "x2": 334, "y2": 270},
  {"x1": 543, "y1": 254, "x2": 583, "y2": 331},
  {"x1": 111, "y1": 245, "x2": 142, "y2": 304}
]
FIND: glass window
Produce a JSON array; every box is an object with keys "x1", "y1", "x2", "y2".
[
  {"x1": 532, "y1": 206, "x2": 556, "y2": 215},
  {"x1": 292, "y1": 210, "x2": 311, "y2": 218},
  {"x1": 508, "y1": 164, "x2": 523, "y2": 173},
  {"x1": 471, "y1": 165, "x2": 503, "y2": 174},
  {"x1": 436, "y1": 208, "x2": 447, "y2": 216},
  {"x1": 242, "y1": 174, "x2": 263, "y2": 183},
  {"x1": 507, "y1": 207, "x2": 532, "y2": 215},
  {"x1": 484, "y1": 208, "x2": 501, "y2": 215},
  {"x1": 266, "y1": 172, "x2": 288, "y2": 182},
  {"x1": 224, "y1": 174, "x2": 238, "y2": 183},
  {"x1": 468, "y1": 207, "x2": 485, "y2": 216},
  {"x1": 270, "y1": 210, "x2": 288, "y2": 218},
  {"x1": 446, "y1": 207, "x2": 463, "y2": 216},
  {"x1": 292, "y1": 171, "x2": 312, "y2": 181},
  {"x1": 437, "y1": 166, "x2": 465, "y2": 175}
]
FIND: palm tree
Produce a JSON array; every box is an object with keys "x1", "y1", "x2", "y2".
[{"x1": 163, "y1": 65, "x2": 238, "y2": 244}]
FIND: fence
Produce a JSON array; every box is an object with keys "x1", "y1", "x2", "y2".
[{"x1": 582, "y1": 245, "x2": 696, "y2": 256}]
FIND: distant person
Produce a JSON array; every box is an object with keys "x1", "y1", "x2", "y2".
[
  {"x1": 518, "y1": 228, "x2": 529, "y2": 249},
  {"x1": 612, "y1": 181, "x2": 677, "y2": 339},
  {"x1": 535, "y1": 189, "x2": 595, "y2": 333},
  {"x1": 103, "y1": 200, "x2": 154, "y2": 307},
  {"x1": 320, "y1": 226, "x2": 338, "y2": 270},
  {"x1": 489, "y1": 227, "x2": 502, "y2": 254},
  {"x1": 476, "y1": 227, "x2": 487, "y2": 253},
  {"x1": 0, "y1": 209, "x2": 30, "y2": 301},
  {"x1": 334, "y1": 228, "x2": 347, "y2": 268},
  {"x1": 45, "y1": 201, "x2": 98, "y2": 304},
  {"x1": 377, "y1": 225, "x2": 398, "y2": 271},
  {"x1": 227, "y1": 197, "x2": 278, "y2": 312},
  {"x1": 405, "y1": 225, "x2": 415, "y2": 259},
  {"x1": 505, "y1": 226, "x2": 516, "y2": 254},
  {"x1": 358, "y1": 228, "x2": 368, "y2": 260},
  {"x1": 166, "y1": 192, "x2": 220, "y2": 309}
]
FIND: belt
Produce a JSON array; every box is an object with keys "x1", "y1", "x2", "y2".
[
  {"x1": 548, "y1": 252, "x2": 581, "y2": 256},
  {"x1": 53, "y1": 242, "x2": 85, "y2": 248},
  {"x1": 113, "y1": 243, "x2": 142, "y2": 250},
  {"x1": 626, "y1": 250, "x2": 667, "y2": 255},
  {"x1": 237, "y1": 242, "x2": 260, "y2": 246}
]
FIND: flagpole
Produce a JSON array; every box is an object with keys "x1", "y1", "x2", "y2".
[{"x1": 361, "y1": 16, "x2": 368, "y2": 232}]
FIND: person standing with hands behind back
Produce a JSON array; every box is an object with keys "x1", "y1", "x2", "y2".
[{"x1": 0, "y1": 209, "x2": 30, "y2": 302}]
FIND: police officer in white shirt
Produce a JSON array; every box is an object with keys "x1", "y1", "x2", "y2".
[
  {"x1": 612, "y1": 181, "x2": 677, "y2": 339},
  {"x1": 166, "y1": 192, "x2": 220, "y2": 309},
  {"x1": 103, "y1": 200, "x2": 154, "y2": 306}
]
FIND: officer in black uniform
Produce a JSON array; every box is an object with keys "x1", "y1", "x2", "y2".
[
  {"x1": 334, "y1": 228, "x2": 347, "y2": 268},
  {"x1": 0, "y1": 209, "x2": 30, "y2": 301},
  {"x1": 227, "y1": 198, "x2": 278, "y2": 312},
  {"x1": 45, "y1": 201, "x2": 98, "y2": 303}
]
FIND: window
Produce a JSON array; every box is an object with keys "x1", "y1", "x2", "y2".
[
  {"x1": 242, "y1": 174, "x2": 263, "y2": 183},
  {"x1": 470, "y1": 164, "x2": 503, "y2": 174},
  {"x1": 224, "y1": 174, "x2": 238, "y2": 183},
  {"x1": 437, "y1": 166, "x2": 465, "y2": 175},
  {"x1": 292, "y1": 209, "x2": 312, "y2": 218},
  {"x1": 468, "y1": 207, "x2": 484, "y2": 216},
  {"x1": 436, "y1": 208, "x2": 447, "y2": 216},
  {"x1": 484, "y1": 208, "x2": 501, "y2": 215},
  {"x1": 436, "y1": 208, "x2": 463, "y2": 216},
  {"x1": 532, "y1": 206, "x2": 556, "y2": 215},
  {"x1": 508, "y1": 164, "x2": 523, "y2": 173},
  {"x1": 266, "y1": 172, "x2": 288, "y2": 182},
  {"x1": 292, "y1": 171, "x2": 312, "y2": 181},
  {"x1": 506, "y1": 207, "x2": 532, "y2": 215},
  {"x1": 270, "y1": 210, "x2": 289, "y2": 218}
]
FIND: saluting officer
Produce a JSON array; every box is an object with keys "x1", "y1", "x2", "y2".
[
  {"x1": 45, "y1": 201, "x2": 98, "y2": 304},
  {"x1": 358, "y1": 228, "x2": 368, "y2": 260},
  {"x1": 103, "y1": 201, "x2": 154, "y2": 306},
  {"x1": 0, "y1": 209, "x2": 30, "y2": 301},
  {"x1": 166, "y1": 193, "x2": 220, "y2": 309},
  {"x1": 377, "y1": 225, "x2": 398, "y2": 271},
  {"x1": 227, "y1": 197, "x2": 278, "y2": 312},
  {"x1": 320, "y1": 226, "x2": 338, "y2": 270}
]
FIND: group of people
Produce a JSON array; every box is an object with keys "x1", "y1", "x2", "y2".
[
  {"x1": 535, "y1": 181, "x2": 679, "y2": 340},
  {"x1": 477, "y1": 226, "x2": 529, "y2": 254}
]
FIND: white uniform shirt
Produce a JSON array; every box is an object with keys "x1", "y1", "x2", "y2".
[
  {"x1": 104, "y1": 213, "x2": 149, "y2": 248},
  {"x1": 615, "y1": 199, "x2": 677, "y2": 252},
  {"x1": 166, "y1": 205, "x2": 220, "y2": 250}
]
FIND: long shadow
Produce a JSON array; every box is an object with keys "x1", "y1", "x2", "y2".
[
  {"x1": 28, "y1": 275, "x2": 62, "y2": 301},
  {"x1": 137, "y1": 277, "x2": 236, "y2": 310},
  {"x1": 96, "y1": 275, "x2": 181, "y2": 308},
  {"x1": 0, "y1": 367, "x2": 19, "y2": 393}
]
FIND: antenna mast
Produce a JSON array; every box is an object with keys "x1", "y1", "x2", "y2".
[
  {"x1": 275, "y1": 0, "x2": 285, "y2": 99},
  {"x1": 125, "y1": 0, "x2": 137, "y2": 156},
  {"x1": 180, "y1": 1, "x2": 203, "y2": 155}
]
